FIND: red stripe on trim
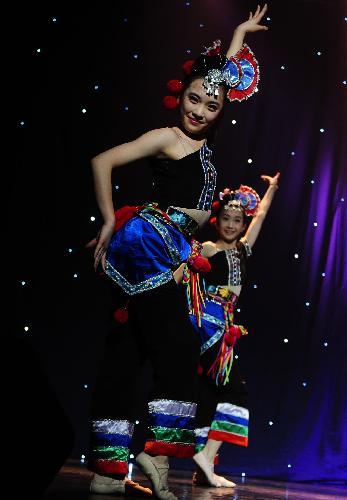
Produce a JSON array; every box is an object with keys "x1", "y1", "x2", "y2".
[
  {"x1": 145, "y1": 440, "x2": 195, "y2": 458},
  {"x1": 209, "y1": 430, "x2": 248, "y2": 447},
  {"x1": 90, "y1": 459, "x2": 128, "y2": 475}
]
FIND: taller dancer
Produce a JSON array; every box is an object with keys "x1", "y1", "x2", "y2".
[{"x1": 88, "y1": 5, "x2": 268, "y2": 498}]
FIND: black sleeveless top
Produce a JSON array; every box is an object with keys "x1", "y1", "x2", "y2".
[
  {"x1": 204, "y1": 241, "x2": 252, "y2": 288},
  {"x1": 149, "y1": 143, "x2": 216, "y2": 211}
]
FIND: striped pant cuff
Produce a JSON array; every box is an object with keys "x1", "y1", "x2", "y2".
[
  {"x1": 145, "y1": 440, "x2": 195, "y2": 458},
  {"x1": 209, "y1": 429, "x2": 248, "y2": 447},
  {"x1": 88, "y1": 459, "x2": 128, "y2": 475},
  {"x1": 89, "y1": 419, "x2": 134, "y2": 475}
]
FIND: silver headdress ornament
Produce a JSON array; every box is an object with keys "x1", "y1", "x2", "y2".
[
  {"x1": 162, "y1": 39, "x2": 260, "y2": 108},
  {"x1": 201, "y1": 40, "x2": 243, "y2": 97},
  {"x1": 224, "y1": 200, "x2": 244, "y2": 211}
]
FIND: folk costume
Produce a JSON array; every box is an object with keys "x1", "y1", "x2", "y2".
[{"x1": 89, "y1": 41, "x2": 260, "y2": 480}]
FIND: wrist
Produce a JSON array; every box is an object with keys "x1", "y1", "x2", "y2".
[
  {"x1": 104, "y1": 216, "x2": 116, "y2": 226},
  {"x1": 234, "y1": 25, "x2": 246, "y2": 36}
]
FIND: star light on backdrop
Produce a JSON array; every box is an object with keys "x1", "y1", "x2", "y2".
[{"x1": 13, "y1": 2, "x2": 346, "y2": 483}]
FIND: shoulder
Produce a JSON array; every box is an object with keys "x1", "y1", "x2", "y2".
[
  {"x1": 141, "y1": 127, "x2": 177, "y2": 145},
  {"x1": 202, "y1": 241, "x2": 218, "y2": 258},
  {"x1": 137, "y1": 127, "x2": 178, "y2": 155}
]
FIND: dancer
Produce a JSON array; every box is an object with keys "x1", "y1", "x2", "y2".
[
  {"x1": 88, "y1": 5, "x2": 268, "y2": 498},
  {"x1": 185, "y1": 173, "x2": 280, "y2": 488}
]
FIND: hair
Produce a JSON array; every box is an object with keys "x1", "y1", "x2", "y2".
[{"x1": 180, "y1": 53, "x2": 228, "y2": 145}]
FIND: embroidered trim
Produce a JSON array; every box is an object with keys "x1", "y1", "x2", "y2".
[
  {"x1": 200, "y1": 326, "x2": 225, "y2": 354},
  {"x1": 197, "y1": 143, "x2": 217, "y2": 211},
  {"x1": 105, "y1": 261, "x2": 173, "y2": 295},
  {"x1": 92, "y1": 419, "x2": 134, "y2": 436},
  {"x1": 148, "y1": 399, "x2": 197, "y2": 418},
  {"x1": 225, "y1": 248, "x2": 242, "y2": 286},
  {"x1": 138, "y1": 212, "x2": 182, "y2": 266},
  {"x1": 196, "y1": 311, "x2": 225, "y2": 354},
  {"x1": 241, "y1": 239, "x2": 252, "y2": 257}
]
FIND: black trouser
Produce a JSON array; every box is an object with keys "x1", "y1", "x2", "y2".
[
  {"x1": 195, "y1": 341, "x2": 249, "y2": 448},
  {"x1": 89, "y1": 280, "x2": 201, "y2": 476}
]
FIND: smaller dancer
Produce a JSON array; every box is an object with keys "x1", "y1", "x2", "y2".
[{"x1": 185, "y1": 172, "x2": 280, "y2": 488}]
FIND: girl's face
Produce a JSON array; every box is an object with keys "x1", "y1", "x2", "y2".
[
  {"x1": 216, "y1": 209, "x2": 246, "y2": 243},
  {"x1": 179, "y1": 77, "x2": 225, "y2": 135}
]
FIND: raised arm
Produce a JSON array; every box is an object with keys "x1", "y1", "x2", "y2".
[
  {"x1": 241, "y1": 172, "x2": 280, "y2": 249},
  {"x1": 226, "y1": 4, "x2": 268, "y2": 58},
  {"x1": 91, "y1": 127, "x2": 174, "y2": 269}
]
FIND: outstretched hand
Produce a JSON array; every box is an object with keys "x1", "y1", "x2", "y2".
[
  {"x1": 261, "y1": 171, "x2": 280, "y2": 187},
  {"x1": 237, "y1": 4, "x2": 268, "y2": 34}
]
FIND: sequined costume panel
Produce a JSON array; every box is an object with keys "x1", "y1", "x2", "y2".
[
  {"x1": 89, "y1": 419, "x2": 134, "y2": 475},
  {"x1": 209, "y1": 402, "x2": 249, "y2": 447},
  {"x1": 105, "y1": 208, "x2": 192, "y2": 295},
  {"x1": 145, "y1": 399, "x2": 197, "y2": 458}
]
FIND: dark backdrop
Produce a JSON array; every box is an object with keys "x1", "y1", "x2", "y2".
[{"x1": 9, "y1": 0, "x2": 346, "y2": 483}]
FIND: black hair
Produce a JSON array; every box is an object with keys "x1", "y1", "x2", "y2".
[{"x1": 180, "y1": 53, "x2": 228, "y2": 145}]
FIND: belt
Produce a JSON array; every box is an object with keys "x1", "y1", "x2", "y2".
[
  {"x1": 138, "y1": 204, "x2": 199, "y2": 239},
  {"x1": 166, "y1": 206, "x2": 199, "y2": 238}
]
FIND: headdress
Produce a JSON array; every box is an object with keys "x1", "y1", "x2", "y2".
[
  {"x1": 210, "y1": 185, "x2": 260, "y2": 224},
  {"x1": 163, "y1": 40, "x2": 259, "y2": 109}
]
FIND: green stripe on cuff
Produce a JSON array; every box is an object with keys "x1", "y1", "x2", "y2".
[
  {"x1": 211, "y1": 420, "x2": 248, "y2": 437},
  {"x1": 93, "y1": 445, "x2": 129, "y2": 461},
  {"x1": 149, "y1": 426, "x2": 196, "y2": 444}
]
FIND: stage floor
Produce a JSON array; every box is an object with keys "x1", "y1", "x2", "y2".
[{"x1": 44, "y1": 461, "x2": 346, "y2": 499}]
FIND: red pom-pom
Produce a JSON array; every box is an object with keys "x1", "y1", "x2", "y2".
[
  {"x1": 163, "y1": 95, "x2": 179, "y2": 109},
  {"x1": 114, "y1": 205, "x2": 138, "y2": 232},
  {"x1": 224, "y1": 325, "x2": 242, "y2": 346},
  {"x1": 113, "y1": 308, "x2": 128, "y2": 324},
  {"x1": 167, "y1": 79, "x2": 183, "y2": 94},
  {"x1": 197, "y1": 365, "x2": 204, "y2": 376},
  {"x1": 212, "y1": 200, "x2": 221, "y2": 212},
  {"x1": 182, "y1": 59, "x2": 195, "y2": 75},
  {"x1": 190, "y1": 255, "x2": 211, "y2": 273},
  {"x1": 209, "y1": 216, "x2": 217, "y2": 226}
]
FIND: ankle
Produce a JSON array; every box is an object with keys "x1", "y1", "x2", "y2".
[{"x1": 197, "y1": 449, "x2": 214, "y2": 465}]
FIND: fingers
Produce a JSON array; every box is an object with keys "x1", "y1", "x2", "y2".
[
  {"x1": 253, "y1": 25, "x2": 269, "y2": 31},
  {"x1": 94, "y1": 243, "x2": 106, "y2": 269},
  {"x1": 101, "y1": 253, "x2": 107, "y2": 272},
  {"x1": 94, "y1": 248, "x2": 106, "y2": 271},
  {"x1": 255, "y1": 3, "x2": 268, "y2": 22}
]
